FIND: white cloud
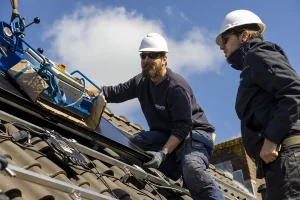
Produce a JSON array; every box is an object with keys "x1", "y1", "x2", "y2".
[
  {"x1": 168, "y1": 27, "x2": 224, "y2": 76},
  {"x1": 164, "y1": 5, "x2": 189, "y2": 21},
  {"x1": 43, "y1": 5, "x2": 224, "y2": 118},
  {"x1": 179, "y1": 12, "x2": 189, "y2": 21},
  {"x1": 164, "y1": 6, "x2": 173, "y2": 16}
]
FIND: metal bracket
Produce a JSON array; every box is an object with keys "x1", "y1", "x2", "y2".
[
  {"x1": 120, "y1": 166, "x2": 132, "y2": 183},
  {"x1": 151, "y1": 170, "x2": 171, "y2": 186},
  {"x1": 3, "y1": 167, "x2": 16, "y2": 177},
  {"x1": 70, "y1": 188, "x2": 82, "y2": 200},
  {"x1": 92, "y1": 143, "x2": 100, "y2": 151},
  {"x1": 1, "y1": 165, "x2": 116, "y2": 200}
]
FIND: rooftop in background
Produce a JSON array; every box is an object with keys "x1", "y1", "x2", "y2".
[{"x1": 210, "y1": 137, "x2": 266, "y2": 200}]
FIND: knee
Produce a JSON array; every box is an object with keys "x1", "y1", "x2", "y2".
[
  {"x1": 182, "y1": 157, "x2": 212, "y2": 191},
  {"x1": 129, "y1": 134, "x2": 139, "y2": 143},
  {"x1": 129, "y1": 134, "x2": 143, "y2": 147},
  {"x1": 129, "y1": 133, "x2": 152, "y2": 150}
]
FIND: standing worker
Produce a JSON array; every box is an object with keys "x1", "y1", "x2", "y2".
[
  {"x1": 216, "y1": 9, "x2": 300, "y2": 199},
  {"x1": 89, "y1": 33, "x2": 224, "y2": 200}
]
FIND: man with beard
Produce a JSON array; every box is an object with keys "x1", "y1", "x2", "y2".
[{"x1": 88, "y1": 33, "x2": 224, "y2": 200}]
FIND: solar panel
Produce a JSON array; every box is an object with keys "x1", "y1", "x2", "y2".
[{"x1": 0, "y1": 75, "x2": 151, "y2": 162}]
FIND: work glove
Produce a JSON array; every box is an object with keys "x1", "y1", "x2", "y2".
[
  {"x1": 86, "y1": 86, "x2": 102, "y2": 97},
  {"x1": 144, "y1": 150, "x2": 168, "y2": 169},
  {"x1": 0, "y1": 155, "x2": 8, "y2": 171}
]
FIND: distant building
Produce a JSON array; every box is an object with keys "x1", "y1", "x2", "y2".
[{"x1": 210, "y1": 137, "x2": 266, "y2": 200}]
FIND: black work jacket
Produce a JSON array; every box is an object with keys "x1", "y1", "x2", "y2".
[{"x1": 228, "y1": 38, "x2": 300, "y2": 161}]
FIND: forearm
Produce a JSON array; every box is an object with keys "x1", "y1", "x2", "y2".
[
  {"x1": 101, "y1": 85, "x2": 136, "y2": 103},
  {"x1": 162, "y1": 135, "x2": 181, "y2": 153}
]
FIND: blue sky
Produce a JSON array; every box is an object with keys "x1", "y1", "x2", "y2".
[{"x1": 0, "y1": 0, "x2": 299, "y2": 144}]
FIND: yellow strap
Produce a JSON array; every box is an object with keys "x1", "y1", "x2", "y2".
[
  {"x1": 282, "y1": 135, "x2": 300, "y2": 147},
  {"x1": 212, "y1": 133, "x2": 216, "y2": 143}
]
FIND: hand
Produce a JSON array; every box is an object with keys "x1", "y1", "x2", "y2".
[
  {"x1": 86, "y1": 86, "x2": 101, "y2": 97},
  {"x1": 260, "y1": 138, "x2": 279, "y2": 164},
  {"x1": 0, "y1": 155, "x2": 8, "y2": 171},
  {"x1": 143, "y1": 150, "x2": 167, "y2": 169}
]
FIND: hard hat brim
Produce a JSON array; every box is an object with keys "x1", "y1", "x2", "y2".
[
  {"x1": 216, "y1": 34, "x2": 223, "y2": 46},
  {"x1": 138, "y1": 47, "x2": 168, "y2": 53},
  {"x1": 215, "y1": 22, "x2": 266, "y2": 46}
]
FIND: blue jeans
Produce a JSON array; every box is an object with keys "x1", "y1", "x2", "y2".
[{"x1": 129, "y1": 130, "x2": 225, "y2": 200}]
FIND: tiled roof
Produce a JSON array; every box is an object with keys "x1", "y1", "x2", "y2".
[
  {"x1": 0, "y1": 120, "x2": 192, "y2": 200},
  {"x1": 0, "y1": 104, "x2": 257, "y2": 200}
]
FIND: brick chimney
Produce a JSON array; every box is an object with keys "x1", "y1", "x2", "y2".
[{"x1": 210, "y1": 137, "x2": 266, "y2": 200}]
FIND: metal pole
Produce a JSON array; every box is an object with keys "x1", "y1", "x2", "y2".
[{"x1": 2, "y1": 164, "x2": 117, "y2": 200}]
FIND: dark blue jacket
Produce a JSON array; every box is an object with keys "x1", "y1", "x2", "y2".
[{"x1": 102, "y1": 68, "x2": 215, "y2": 141}]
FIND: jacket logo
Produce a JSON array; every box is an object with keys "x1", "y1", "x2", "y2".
[{"x1": 155, "y1": 104, "x2": 165, "y2": 110}]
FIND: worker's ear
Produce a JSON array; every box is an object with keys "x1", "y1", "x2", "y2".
[
  {"x1": 240, "y1": 31, "x2": 249, "y2": 44},
  {"x1": 162, "y1": 55, "x2": 167, "y2": 65}
]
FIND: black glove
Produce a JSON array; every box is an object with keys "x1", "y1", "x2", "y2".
[
  {"x1": 144, "y1": 150, "x2": 168, "y2": 169},
  {"x1": 0, "y1": 155, "x2": 8, "y2": 171}
]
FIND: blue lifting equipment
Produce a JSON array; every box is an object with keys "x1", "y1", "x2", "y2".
[{"x1": 0, "y1": 7, "x2": 105, "y2": 128}]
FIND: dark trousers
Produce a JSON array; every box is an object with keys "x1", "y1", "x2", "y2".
[
  {"x1": 129, "y1": 130, "x2": 225, "y2": 200},
  {"x1": 264, "y1": 145, "x2": 300, "y2": 200}
]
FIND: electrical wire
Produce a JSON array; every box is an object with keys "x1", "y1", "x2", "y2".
[
  {"x1": 110, "y1": 176, "x2": 157, "y2": 200},
  {"x1": 14, "y1": 142, "x2": 47, "y2": 157},
  {"x1": 145, "y1": 180, "x2": 163, "y2": 200},
  {"x1": 61, "y1": 162, "x2": 157, "y2": 200},
  {"x1": 83, "y1": 155, "x2": 119, "y2": 199},
  {"x1": 5, "y1": 122, "x2": 46, "y2": 136},
  {"x1": 146, "y1": 181, "x2": 187, "y2": 193},
  {"x1": 0, "y1": 135, "x2": 12, "y2": 139}
]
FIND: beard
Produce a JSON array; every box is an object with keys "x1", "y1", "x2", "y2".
[{"x1": 141, "y1": 61, "x2": 162, "y2": 79}]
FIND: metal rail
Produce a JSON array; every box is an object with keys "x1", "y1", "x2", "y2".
[{"x1": 1, "y1": 165, "x2": 116, "y2": 200}]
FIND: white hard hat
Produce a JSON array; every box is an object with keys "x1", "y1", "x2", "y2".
[
  {"x1": 216, "y1": 10, "x2": 266, "y2": 46},
  {"x1": 138, "y1": 33, "x2": 169, "y2": 52}
]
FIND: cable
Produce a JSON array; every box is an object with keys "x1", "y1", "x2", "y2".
[
  {"x1": 146, "y1": 181, "x2": 187, "y2": 193},
  {"x1": 83, "y1": 155, "x2": 119, "y2": 199},
  {"x1": 14, "y1": 142, "x2": 47, "y2": 157},
  {"x1": 79, "y1": 164, "x2": 157, "y2": 200},
  {"x1": 53, "y1": 155, "x2": 119, "y2": 199},
  {"x1": 64, "y1": 78, "x2": 85, "y2": 108},
  {"x1": 0, "y1": 135, "x2": 12, "y2": 139},
  {"x1": 145, "y1": 180, "x2": 163, "y2": 200},
  {"x1": 119, "y1": 180, "x2": 157, "y2": 200},
  {"x1": 0, "y1": 138, "x2": 11, "y2": 142},
  {"x1": 5, "y1": 122, "x2": 46, "y2": 136},
  {"x1": 65, "y1": 163, "x2": 157, "y2": 200}
]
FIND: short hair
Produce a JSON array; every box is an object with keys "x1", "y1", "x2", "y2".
[
  {"x1": 222, "y1": 23, "x2": 264, "y2": 41},
  {"x1": 159, "y1": 52, "x2": 167, "y2": 67}
]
